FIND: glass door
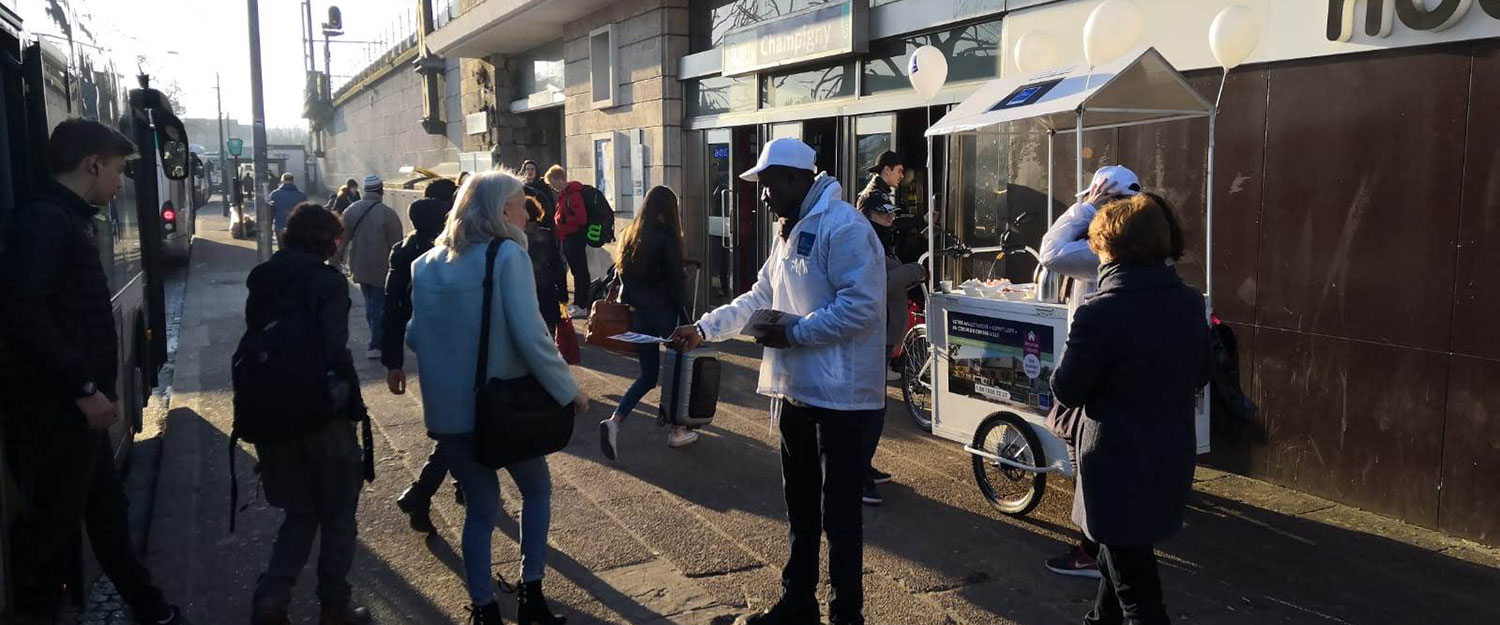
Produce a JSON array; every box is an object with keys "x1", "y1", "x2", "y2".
[
  {"x1": 852, "y1": 114, "x2": 894, "y2": 194},
  {"x1": 703, "y1": 126, "x2": 763, "y2": 309}
]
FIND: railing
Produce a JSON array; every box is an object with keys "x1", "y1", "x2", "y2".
[{"x1": 330, "y1": 8, "x2": 422, "y2": 96}]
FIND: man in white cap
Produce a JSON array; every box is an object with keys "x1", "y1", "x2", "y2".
[
  {"x1": 670, "y1": 138, "x2": 885, "y2": 625},
  {"x1": 1037, "y1": 164, "x2": 1140, "y2": 580},
  {"x1": 334, "y1": 174, "x2": 404, "y2": 359}
]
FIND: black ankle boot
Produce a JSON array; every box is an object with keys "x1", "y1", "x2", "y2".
[
  {"x1": 516, "y1": 580, "x2": 565, "y2": 625},
  {"x1": 467, "y1": 601, "x2": 503, "y2": 625}
]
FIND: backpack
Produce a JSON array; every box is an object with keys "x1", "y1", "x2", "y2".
[
  {"x1": 582, "y1": 186, "x2": 615, "y2": 247},
  {"x1": 230, "y1": 269, "x2": 343, "y2": 445},
  {"x1": 1208, "y1": 317, "x2": 1257, "y2": 441}
]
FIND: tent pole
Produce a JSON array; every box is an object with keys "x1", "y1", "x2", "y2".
[
  {"x1": 1206, "y1": 110, "x2": 1216, "y2": 314},
  {"x1": 1047, "y1": 131, "x2": 1055, "y2": 224},
  {"x1": 928, "y1": 132, "x2": 936, "y2": 295},
  {"x1": 1076, "y1": 110, "x2": 1084, "y2": 194}
]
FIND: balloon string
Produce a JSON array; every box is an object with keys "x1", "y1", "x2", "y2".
[{"x1": 1215, "y1": 69, "x2": 1228, "y2": 110}]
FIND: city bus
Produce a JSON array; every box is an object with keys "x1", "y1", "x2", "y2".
[{"x1": 0, "y1": 0, "x2": 190, "y2": 612}]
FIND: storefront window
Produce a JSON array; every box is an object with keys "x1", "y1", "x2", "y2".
[
  {"x1": 688, "y1": 75, "x2": 758, "y2": 117},
  {"x1": 515, "y1": 40, "x2": 565, "y2": 96},
  {"x1": 862, "y1": 20, "x2": 1002, "y2": 96},
  {"x1": 691, "y1": 0, "x2": 900, "y2": 52},
  {"x1": 761, "y1": 63, "x2": 855, "y2": 109}
]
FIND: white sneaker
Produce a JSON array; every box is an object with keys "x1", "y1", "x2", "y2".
[
  {"x1": 568, "y1": 304, "x2": 588, "y2": 318},
  {"x1": 667, "y1": 427, "x2": 700, "y2": 448},
  {"x1": 599, "y1": 417, "x2": 620, "y2": 461},
  {"x1": 886, "y1": 369, "x2": 901, "y2": 382},
  {"x1": 366, "y1": 348, "x2": 382, "y2": 360}
]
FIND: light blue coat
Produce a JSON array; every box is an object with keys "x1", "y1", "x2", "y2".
[{"x1": 407, "y1": 237, "x2": 578, "y2": 435}]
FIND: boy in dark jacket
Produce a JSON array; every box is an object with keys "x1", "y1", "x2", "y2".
[
  {"x1": 524, "y1": 188, "x2": 569, "y2": 334},
  {"x1": 384, "y1": 178, "x2": 463, "y2": 533},
  {"x1": 246, "y1": 204, "x2": 371, "y2": 625},
  {"x1": 0, "y1": 118, "x2": 185, "y2": 625}
]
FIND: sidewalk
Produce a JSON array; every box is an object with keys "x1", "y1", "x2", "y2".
[{"x1": 140, "y1": 212, "x2": 1500, "y2": 625}]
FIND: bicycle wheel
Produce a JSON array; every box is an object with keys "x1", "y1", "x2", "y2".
[
  {"x1": 971, "y1": 412, "x2": 1046, "y2": 516},
  {"x1": 899, "y1": 324, "x2": 934, "y2": 432}
]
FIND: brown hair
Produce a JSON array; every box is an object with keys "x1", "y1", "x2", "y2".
[
  {"x1": 47, "y1": 118, "x2": 137, "y2": 174},
  {"x1": 1088, "y1": 194, "x2": 1172, "y2": 265},
  {"x1": 618, "y1": 186, "x2": 685, "y2": 278},
  {"x1": 284, "y1": 203, "x2": 344, "y2": 259}
]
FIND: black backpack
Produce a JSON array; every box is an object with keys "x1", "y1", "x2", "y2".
[
  {"x1": 1208, "y1": 319, "x2": 1257, "y2": 441},
  {"x1": 230, "y1": 269, "x2": 343, "y2": 445},
  {"x1": 582, "y1": 186, "x2": 615, "y2": 248}
]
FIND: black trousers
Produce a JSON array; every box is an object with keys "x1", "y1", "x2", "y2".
[
  {"x1": 407, "y1": 441, "x2": 461, "y2": 506},
  {"x1": 778, "y1": 400, "x2": 877, "y2": 625},
  {"x1": 3, "y1": 400, "x2": 166, "y2": 618},
  {"x1": 1084, "y1": 544, "x2": 1169, "y2": 625},
  {"x1": 560, "y1": 232, "x2": 590, "y2": 306}
]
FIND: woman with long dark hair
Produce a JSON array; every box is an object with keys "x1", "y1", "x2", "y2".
[{"x1": 599, "y1": 186, "x2": 696, "y2": 460}]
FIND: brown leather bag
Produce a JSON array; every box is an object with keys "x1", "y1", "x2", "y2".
[{"x1": 585, "y1": 279, "x2": 636, "y2": 356}]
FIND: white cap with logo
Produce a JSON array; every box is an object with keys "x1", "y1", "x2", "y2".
[
  {"x1": 740, "y1": 137, "x2": 817, "y2": 182},
  {"x1": 1076, "y1": 165, "x2": 1142, "y2": 198}
]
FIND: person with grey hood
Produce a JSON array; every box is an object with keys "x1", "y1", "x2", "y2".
[
  {"x1": 334, "y1": 174, "x2": 404, "y2": 359},
  {"x1": 386, "y1": 178, "x2": 463, "y2": 533}
]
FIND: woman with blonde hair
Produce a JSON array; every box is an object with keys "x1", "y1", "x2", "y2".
[{"x1": 407, "y1": 169, "x2": 588, "y2": 625}]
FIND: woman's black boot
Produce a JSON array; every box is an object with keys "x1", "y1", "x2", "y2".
[
  {"x1": 468, "y1": 601, "x2": 504, "y2": 625},
  {"x1": 516, "y1": 580, "x2": 566, "y2": 625}
]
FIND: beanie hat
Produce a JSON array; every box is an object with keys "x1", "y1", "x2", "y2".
[{"x1": 363, "y1": 173, "x2": 383, "y2": 192}]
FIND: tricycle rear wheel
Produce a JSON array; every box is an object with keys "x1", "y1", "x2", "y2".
[{"x1": 971, "y1": 412, "x2": 1046, "y2": 516}]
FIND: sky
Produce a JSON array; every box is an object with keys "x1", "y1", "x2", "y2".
[{"x1": 18, "y1": 0, "x2": 421, "y2": 128}]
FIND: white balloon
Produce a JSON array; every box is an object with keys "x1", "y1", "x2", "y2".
[
  {"x1": 908, "y1": 45, "x2": 949, "y2": 101},
  {"x1": 1082, "y1": 0, "x2": 1145, "y2": 67},
  {"x1": 1013, "y1": 31, "x2": 1060, "y2": 75},
  {"x1": 1209, "y1": 5, "x2": 1263, "y2": 71}
]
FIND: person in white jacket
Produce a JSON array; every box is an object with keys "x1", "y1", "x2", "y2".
[
  {"x1": 670, "y1": 138, "x2": 885, "y2": 625},
  {"x1": 1036, "y1": 164, "x2": 1140, "y2": 581}
]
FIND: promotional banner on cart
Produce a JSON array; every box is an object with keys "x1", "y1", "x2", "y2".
[{"x1": 946, "y1": 311, "x2": 1056, "y2": 413}]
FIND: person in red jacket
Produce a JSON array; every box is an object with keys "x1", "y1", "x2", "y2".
[{"x1": 546, "y1": 165, "x2": 593, "y2": 317}]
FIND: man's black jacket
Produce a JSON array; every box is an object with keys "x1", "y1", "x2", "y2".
[
  {"x1": 381, "y1": 197, "x2": 450, "y2": 369},
  {"x1": 0, "y1": 182, "x2": 119, "y2": 403}
]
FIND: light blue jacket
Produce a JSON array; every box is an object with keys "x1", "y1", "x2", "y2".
[
  {"x1": 696, "y1": 176, "x2": 887, "y2": 411},
  {"x1": 407, "y1": 237, "x2": 579, "y2": 435}
]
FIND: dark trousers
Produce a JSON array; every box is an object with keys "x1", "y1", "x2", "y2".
[
  {"x1": 407, "y1": 441, "x2": 460, "y2": 506},
  {"x1": 561, "y1": 233, "x2": 590, "y2": 305},
  {"x1": 253, "y1": 419, "x2": 363, "y2": 609},
  {"x1": 3, "y1": 401, "x2": 166, "y2": 618},
  {"x1": 1085, "y1": 544, "x2": 1169, "y2": 625},
  {"x1": 860, "y1": 405, "x2": 886, "y2": 486},
  {"x1": 778, "y1": 400, "x2": 876, "y2": 625}
]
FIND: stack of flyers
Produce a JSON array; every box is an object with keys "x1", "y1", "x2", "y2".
[{"x1": 743, "y1": 309, "x2": 801, "y2": 339}]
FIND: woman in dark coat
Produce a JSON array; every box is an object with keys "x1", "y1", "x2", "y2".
[
  {"x1": 1051, "y1": 192, "x2": 1210, "y2": 625},
  {"x1": 598, "y1": 186, "x2": 696, "y2": 460}
]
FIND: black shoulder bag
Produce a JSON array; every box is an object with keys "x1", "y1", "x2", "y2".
[{"x1": 474, "y1": 238, "x2": 575, "y2": 469}]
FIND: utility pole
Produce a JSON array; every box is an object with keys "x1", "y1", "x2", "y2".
[
  {"x1": 215, "y1": 73, "x2": 229, "y2": 217},
  {"x1": 247, "y1": 0, "x2": 273, "y2": 261}
]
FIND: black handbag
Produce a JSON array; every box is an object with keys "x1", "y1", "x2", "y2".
[{"x1": 473, "y1": 239, "x2": 575, "y2": 470}]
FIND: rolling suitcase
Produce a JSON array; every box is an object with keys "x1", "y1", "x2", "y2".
[{"x1": 659, "y1": 263, "x2": 720, "y2": 428}]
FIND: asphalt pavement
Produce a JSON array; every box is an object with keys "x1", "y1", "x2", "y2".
[{"x1": 133, "y1": 212, "x2": 1500, "y2": 625}]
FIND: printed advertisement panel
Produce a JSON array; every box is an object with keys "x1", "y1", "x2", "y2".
[{"x1": 946, "y1": 311, "x2": 1055, "y2": 412}]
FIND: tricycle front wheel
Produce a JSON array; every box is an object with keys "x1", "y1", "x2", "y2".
[{"x1": 971, "y1": 412, "x2": 1047, "y2": 516}]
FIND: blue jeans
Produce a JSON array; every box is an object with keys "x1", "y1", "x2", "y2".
[
  {"x1": 436, "y1": 435, "x2": 552, "y2": 605},
  {"x1": 615, "y1": 306, "x2": 679, "y2": 420},
  {"x1": 359, "y1": 283, "x2": 384, "y2": 351}
]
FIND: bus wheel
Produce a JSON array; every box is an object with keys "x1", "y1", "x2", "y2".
[{"x1": 971, "y1": 412, "x2": 1046, "y2": 517}]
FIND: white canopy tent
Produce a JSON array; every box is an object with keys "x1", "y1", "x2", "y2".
[{"x1": 923, "y1": 47, "x2": 1219, "y2": 301}]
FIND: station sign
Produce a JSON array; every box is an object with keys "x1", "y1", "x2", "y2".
[{"x1": 720, "y1": 0, "x2": 869, "y2": 77}]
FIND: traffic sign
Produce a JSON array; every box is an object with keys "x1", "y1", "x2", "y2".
[{"x1": 227, "y1": 138, "x2": 243, "y2": 157}]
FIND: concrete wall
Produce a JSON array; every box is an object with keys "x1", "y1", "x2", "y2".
[
  {"x1": 561, "y1": 0, "x2": 689, "y2": 215},
  {"x1": 323, "y1": 54, "x2": 464, "y2": 188}
]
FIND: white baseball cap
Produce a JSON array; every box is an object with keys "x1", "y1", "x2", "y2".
[
  {"x1": 1075, "y1": 165, "x2": 1142, "y2": 198},
  {"x1": 740, "y1": 137, "x2": 817, "y2": 182}
]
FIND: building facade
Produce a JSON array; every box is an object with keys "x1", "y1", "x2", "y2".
[{"x1": 324, "y1": 0, "x2": 1500, "y2": 546}]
